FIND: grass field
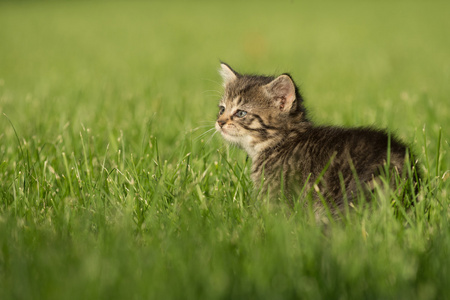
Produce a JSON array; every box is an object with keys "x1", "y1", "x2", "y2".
[{"x1": 1, "y1": 1, "x2": 449, "y2": 299}]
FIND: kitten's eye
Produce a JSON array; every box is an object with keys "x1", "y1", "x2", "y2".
[
  {"x1": 219, "y1": 106, "x2": 225, "y2": 115},
  {"x1": 235, "y1": 110, "x2": 247, "y2": 118}
]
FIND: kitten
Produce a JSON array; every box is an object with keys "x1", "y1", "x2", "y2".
[{"x1": 216, "y1": 63, "x2": 420, "y2": 210}]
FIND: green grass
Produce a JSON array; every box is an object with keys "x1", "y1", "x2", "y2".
[{"x1": 1, "y1": 1, "x2": 449, "y2": 299}]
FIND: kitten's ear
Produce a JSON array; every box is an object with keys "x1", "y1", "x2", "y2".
[
  {"x1": 264, "y1": 74, "x2": 296, "y2": 111},
  {"x1": 219, "y1": 63, "x2": 238, "y2": 87}
]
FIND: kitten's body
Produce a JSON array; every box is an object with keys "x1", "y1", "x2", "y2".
[{"x1": 216, "y1": 63, "x2": 419, "y2": 209}]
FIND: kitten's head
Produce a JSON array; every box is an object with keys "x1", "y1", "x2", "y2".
[{"x1": 216, "y1": 63, "x2": 307, "y2": 157}]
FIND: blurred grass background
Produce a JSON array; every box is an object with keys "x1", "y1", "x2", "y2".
[
  {"x1": 0, "y1": 1, "x2": 449, "y2": 299},
  {"x1": 1, "y1": 1, "x2": 449, "y2": 144}
]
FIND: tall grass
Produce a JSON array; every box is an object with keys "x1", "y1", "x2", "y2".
[{"x1": 0, "y1": 1, "x2": 449, "y2": 299}]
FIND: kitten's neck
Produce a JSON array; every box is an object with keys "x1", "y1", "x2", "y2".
[
  {"x1": 247, "y1": 121, "x2": 312, "y2": 161},
  {"x1": 244, "y1": 135, "x2": 285, "y2": 160}
]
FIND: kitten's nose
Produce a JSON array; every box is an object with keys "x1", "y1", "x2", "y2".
[{"x1": 217, "y1": 120, "x2": 227, "y2": 128}]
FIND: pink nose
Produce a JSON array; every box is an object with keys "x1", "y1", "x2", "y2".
[{"x1": 217, "y1": 120, "x2": 226, "y2": 127}]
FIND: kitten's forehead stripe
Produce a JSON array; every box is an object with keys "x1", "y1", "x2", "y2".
[
  {"x1": 235, "y1": 96, "x2": 243, "y2": 106},
  {"x1": 231, "y1": 96, "x2": 241, "y2": 106},
  {"x1": 225, "y1": 75, "x2": 275, "y2": 99}
]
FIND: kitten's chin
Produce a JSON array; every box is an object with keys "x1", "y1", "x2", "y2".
[
  {"x1": 217, "y1": 127, "x2": 256, "y2": 157},
  {"x1": 216, "y1": 124, "x2": 243, "y2": 143},
  {"x1": 216, "y1": 123, "x2": 235, "y2": 139},
  {"x1": 219, "y1": 129, "x2": 240, "y2": 143}
]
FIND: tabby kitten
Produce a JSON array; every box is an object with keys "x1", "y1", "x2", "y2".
[{"x1": 216, "y1": 63, "x2": 419, "y2": 209}]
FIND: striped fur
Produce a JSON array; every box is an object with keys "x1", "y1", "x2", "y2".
[{"x1": 216, "y1": 63, "x2": 420, "y2": 210}]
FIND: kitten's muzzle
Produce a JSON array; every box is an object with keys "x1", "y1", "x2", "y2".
[{"x1": 217, "y1": 120, "x2": 227, "y2": 128}]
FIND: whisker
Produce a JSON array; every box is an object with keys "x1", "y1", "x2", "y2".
[
  {"x1": 202, "y1": 78, "x2": 223, "y2": 86},
  {"x1": 194, "y1": 120, "x2": 216, "y2": 125},
  {"x1": 194, "y1": 127, "x2": 216, "y2": 142},
  {"x1": 202, "y1": 89, "x2": 222, "y2": 96},
  {"x1": 205, "y1": 130, "x2": 219, "y2": 145},
  {"x1": 190, "y1": 124, "x2": 214, "y2": 132},
  {"x1": 198, "y1": 127, "x2": 216, "y2": 138}
]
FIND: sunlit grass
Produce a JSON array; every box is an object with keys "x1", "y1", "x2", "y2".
[{"x1": 0, "y1": 1, "x2": 449, "y2": 299}]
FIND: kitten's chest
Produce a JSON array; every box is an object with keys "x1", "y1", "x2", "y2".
[
  {"x1": 250, "y1": 146, "x2": 299, "y2": 188},
  {"x1": 250, "y1": 137, "x2": 325, "y2": 191}
]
